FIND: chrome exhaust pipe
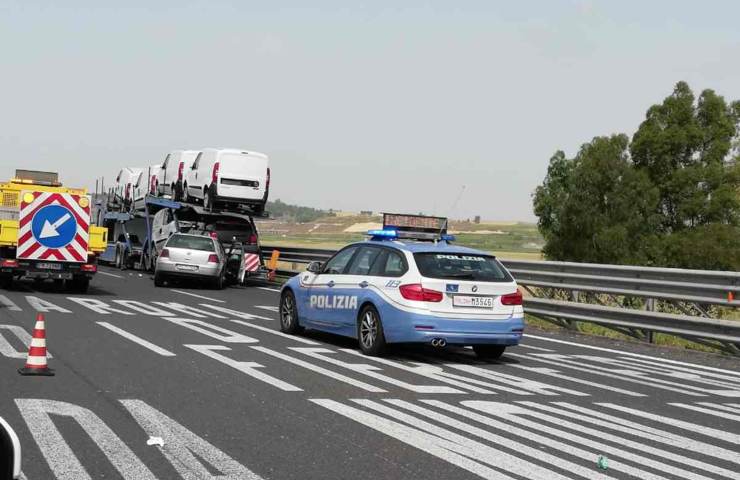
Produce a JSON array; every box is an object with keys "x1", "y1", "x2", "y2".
[
  {"x1": 430, "y1": 338, "x2": 446, "y2": 348},
  {"x1": 431, "y1": 339, "x2": 439, "y2": 347}
]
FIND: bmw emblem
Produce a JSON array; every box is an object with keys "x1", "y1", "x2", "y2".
[{"x1": 472, "y1": 285, "x2": 478, "y2": 292}]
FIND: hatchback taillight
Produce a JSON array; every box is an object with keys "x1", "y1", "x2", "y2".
[
  {"x1": 160, "y1": 248, "x2": 169, "y2": 258},
  {"x1": 501, "y1": 290, "x2": 523, "y2": 306},
  {"x1": 212, "y1": 161, "x2": 220, "y2": 184},
  {"x1": 207, "y1": 254, "x2": 219, "y2": 263},
  {"x1": 399, "y1": 284, "x2": 443, "y2": 302},
  {"x1": 248, "y1": 234, "x2": 258, "y2": 244}
]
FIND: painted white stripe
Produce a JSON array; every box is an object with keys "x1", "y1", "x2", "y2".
[
  {"x1": 186, "y1": 344, "x2": 302, "y2": 392},
  {"x1": 356, "y1": 399, "x2": 575, "y2": 480},
  {"x1": 120, "y1": 400, "x2": 263, "y2": 479},
  {"x1": 463, "y1": 401, "x2": 719, "y2": 480},
  {"x1": 510, "y1": 365, "x2": 645, "y2": 397},
  {"x1": 162, "y1": 317, "x2": 257, "y2": 343},
  {"x1": 550, "y1": 402, "x2": 740, "y2": 465},
  {"x1": 311, "y1": 399, "x2": 514, "y2": 480},
  {"x1": 97, "y1": 270, "x2": 123, "y2": 278},
  {"x1": 613, "y1": 356, "x2": 740, "y2": 386},
  {"x1": 254, "y1": 305, "x2": 279, "y2": 313},
  {"x1": 257, "y1": 287, "x2": 280, "y2": 293},
  {"x1": 97, "y1": 322, "x2": 176, "y2": 357},
  {"x1": 442, "y1": 362, "x2": 588, "y2": 396},
  {"x1": 252, "y1": 346, "x2": 386, "y2": 392},
  {"x1": 231, "y1": 320, "x2": 319, "y2": 345},
  {"x1": 598, "y1": 403, "x2": 740, "y2": 444},
  {"x1": 0, "y1": 295, "x2": 22, "y2": 311},
  {"x1": 508, "y1": 353, "x2": 706, "y2": 396},
  {"x1": 26, "y1": 296, "x2": 72, "y2": 313},
  {"x1": 171, "y1": 289, "x2": 225, "y2": 303},
  {"x1": 518, "y1": 344, "x2": 554, "y2": 352},
  {"x1": 525, "y1": 334, "x2": 740, "y2": 377},
  {"x1": 696, "y1": 402, "x2": 740, "y2": 414},
  {"x1": 0, "y1": 325, "x2": 52, "y2": 359},
  {"x1": 669, "y1": 403, "x2": 740, "y2": 422}
]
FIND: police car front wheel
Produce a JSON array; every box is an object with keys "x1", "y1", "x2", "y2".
[
  {"x1": 280, "y1": 290, "x2": 303, "y2": 334},
  {"x1": 358, "y1": 305, "x2": 386, "y2": 356}
]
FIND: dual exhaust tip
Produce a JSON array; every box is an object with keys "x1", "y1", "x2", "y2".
[{"x1": 430, "y1": 338, "x2": 447, "y2": 348}]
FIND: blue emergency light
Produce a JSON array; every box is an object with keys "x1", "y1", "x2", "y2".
[
  {"x1": 440, "y1": 234, "x2": 456, "y2": 242},
  {"x1": 367, "y1": 229, "x2": 398, "y2": 239}
]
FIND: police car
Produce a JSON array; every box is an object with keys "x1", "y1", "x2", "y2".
[{"x1": 279, "y1": 214, "x2": 524, "y2": 358}]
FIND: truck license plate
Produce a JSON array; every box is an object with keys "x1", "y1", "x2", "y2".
[
  {"x1": 37, "y1": 263, "x2": 62, "y2": 270},
  {"x1": 453, "y1": 296, "x2": 493, "y2": 308}
]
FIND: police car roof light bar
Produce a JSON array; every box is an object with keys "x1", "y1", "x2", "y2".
[{"x1": 367, "y1": 229, "x2": 398, "y2": 240}]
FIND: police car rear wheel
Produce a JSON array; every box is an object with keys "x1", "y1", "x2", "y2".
[
  {"x1": 358, "y1": 305, "x2": 386, "y2": 356},
  {"x1": 280, "y1": 290, "x2": 303, "y2": 334},
  {"x1": 473, "y1": 345, "x2": 506, "y2": 360}
]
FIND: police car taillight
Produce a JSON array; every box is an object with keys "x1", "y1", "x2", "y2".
[
  {"x1": 399, "y1": 284, "x2": 443, "y2": 302},
  {"x1": 501, "y1": 290, "x2": 523, "y2": 306}
]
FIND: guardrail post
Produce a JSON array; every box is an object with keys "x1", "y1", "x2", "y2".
[{"x1": 644, "y1": 298, "x2": 655, "y2": 343}]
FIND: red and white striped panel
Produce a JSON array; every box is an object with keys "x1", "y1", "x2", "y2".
[
  {"x1": 17, "y1": 191, "x2": 91, "y2": 263},
  {"x1": 244, "y1": 253, "x2": 260, "y2": 272}
]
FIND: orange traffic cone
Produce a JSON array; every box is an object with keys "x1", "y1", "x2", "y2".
[{"x1": 18, "y1": 313, "x2": 54, "y2": 376}]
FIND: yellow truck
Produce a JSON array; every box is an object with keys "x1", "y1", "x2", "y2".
[{"x1": 0, "y1": 170, "x2": 107, "y2": 292}]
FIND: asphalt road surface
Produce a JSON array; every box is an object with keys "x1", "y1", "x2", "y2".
[{"x1": 1, "y1": 266, "x2": 739, "y2": 480}]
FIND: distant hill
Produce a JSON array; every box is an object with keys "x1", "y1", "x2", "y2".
[{"x1": 267, "y1": 199, "x2": 329, "y2": 223}]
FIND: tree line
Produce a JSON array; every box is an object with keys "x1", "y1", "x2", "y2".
[{"x1": 533, "y1": 82, "x2": 740, "y2": 270}]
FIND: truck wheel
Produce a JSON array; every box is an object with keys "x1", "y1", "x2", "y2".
[
  {"x1": 119, "y1": 251, "x2": 128, "y2": 270},
  {"x1": 114, "y1": 248, "x2": 121, "y2": 268},
  {"x1": 358, "y1": 305, "x2": 386, "y2": 356},
  {"x1": 0, "y1": 274, "x2": 12, "y2": 289}
]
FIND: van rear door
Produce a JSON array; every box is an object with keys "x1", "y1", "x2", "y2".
[{"x1": 217, "y1": 152, "x2": 268, "y2": 202}]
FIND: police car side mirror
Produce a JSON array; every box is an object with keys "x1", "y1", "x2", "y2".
[
  {"x1": 0, "y1": 416, "x2": 21, "y2": 480},
  {"x1": 306, "y1": 261, "x2": 323, "y2": 274}
]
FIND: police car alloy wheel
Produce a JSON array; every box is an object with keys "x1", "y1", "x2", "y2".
[
  {"x1": 279, "y1": 290, "x2": 303, "y2": 334},
  {"x1": 358, "y1": 305, "x2": 386, "y2": 356},
  {"x1": 473, "y1": 345, "x2": 506, "y2": 360}
]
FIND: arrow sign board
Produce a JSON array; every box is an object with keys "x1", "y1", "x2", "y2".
[{"x1": 17, "y1": 191, "x2": 90, "y2": 262}]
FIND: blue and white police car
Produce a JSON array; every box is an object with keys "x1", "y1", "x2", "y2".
[{"x1": 279, "y1": 214, "x2": 524, "y2": 359}]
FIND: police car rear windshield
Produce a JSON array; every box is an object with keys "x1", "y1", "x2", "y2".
[
  {"x1": 166, "y1": 235, "x2": 216, "y2": 252},
  {"x1": 413, "y1": 253, "x2": 512, "y2": 282}
]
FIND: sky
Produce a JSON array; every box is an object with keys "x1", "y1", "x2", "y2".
[{"x1": 1, "y1": 1, "x2": 739, "y2": 221}]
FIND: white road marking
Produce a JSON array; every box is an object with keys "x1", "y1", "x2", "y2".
[
  {"x1": 509, "y1": 353, "x2": 707, "y2": 396},
  {"x1": 312, "y1": 399, "x2": 551, "y2": 480},
  {"x1": 25, "y1": 295, "x2": 71, "y2": 313},
  {"x1": 463, "y1": 401, "x2": 721, "y2": 480},
  {"x1": 152, "y1": 302, "x2": 226, "y2": 318},
  {"x1": 231, "y1": 320, "x2": 319, "y2": 345},
  {"x1": 15, "y1": 399, "x2": 157, "y2": 480},
  {"x1": 253, "y1": 346, "x2": 386, "y2": 392},
  {"x1": 254, "y1": 305, "x2": 278, "y2": 313},
  {"x1": 525, "y1": 333, "x2": 740, "y2": 376},
  {"x1": 0, "y1": 295, "x2": 22, "y2": 311},
  {"x1": 120, "y1": 399, "x2": 264, "y2": 480},
  {"x1": 510, "y1": 365, "x2": 645, "y2": 396},
  {"x1": 97, "y1": 322, "x2": 176, "y2": 357},
  {"x1": 0, "y1": 325, "x2": 54, "y2": 359},
  {"x1": 97, "y1": 270, "x2": 123, "y2": 278},
  {"x1": 598, "y1": 403, "x2": 740, "y2": 445},
  {"x1": 696, "y1": 402, "x2": 740, "y2": 414},
  {"x1": 186, "y1": 344, "x2": 302, "y2": 392},
  {"x1": 112, "y1": 300, "x2": 176, "y2": 317},
  {"x1": 669, "y1": 403, "x2": 740, "y2": 422},
  {"x1": 257, "y1": 287, "x2": 280, "y2": 293},
  {"x1": 199, "y1": 303, "x2": 273, "y2": 320},
  {"x1": 296, "y1": 348, "x2": 462, "y2": 394},
  {"x1": 67, "y1": 297, "x2": 135, "y2": 315},
  {"x1": 162, "y1": 317, "x2": 258, "y2": 343},
  {"x1": 518, "y1": 344, "x2": 554, "y2": 352},
  {"x1": 381, "y1": 399, "x2": 607, "y2": 480},
  {"x1": 171, "y1": 289, "x2": 225, "y2": 303},
  {"x1": 548, "y1": 402, "x2": 740, "y2": 465}
]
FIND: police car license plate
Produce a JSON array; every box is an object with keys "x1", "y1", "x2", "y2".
[
  {"x1": 37, "y1": 262, "x2": 62, "y2": 270},
  {"x1": 176, "y1": 264, "x2": 198, "y2": 272},
  {"x1": 453, "y1": 296, "x2": 493, "y2": 308}
]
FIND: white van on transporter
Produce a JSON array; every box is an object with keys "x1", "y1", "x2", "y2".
[
  {"x1": 156, "y1": 150, "x2": 200, "y2": 201},
  {"x1": 114, "y1": 167, "x2": 144, "y2": 208},
  {"x1": 183, "y1": 148, "x2": 270, "y2": 215}
]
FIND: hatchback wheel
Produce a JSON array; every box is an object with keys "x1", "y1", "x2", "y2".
[
  {"x1": 473, "y1": 345, "x2": 506, "y2": 360},
  {"x1": 358, "y1": 305, "x2": 386, "y2": 356},
  {"x1": 279, "y1": 290, "x2": 303, "y2": 334}
]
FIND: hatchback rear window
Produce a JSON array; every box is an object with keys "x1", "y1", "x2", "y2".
[
  {"x1": 166, "y1": 235, "x2": 215, "y2": 252},
  {"x1": 413, "y1": 253, "x2": 512, "y2": 282}
]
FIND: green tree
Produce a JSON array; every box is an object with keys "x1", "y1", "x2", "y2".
[{"x1": 534, "y1": 82, "x2": 740, "y2": 270}]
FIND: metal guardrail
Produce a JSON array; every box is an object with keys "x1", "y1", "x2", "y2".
[{"x1": 260, "y1": 245, "x2": 740, "y2": 351}]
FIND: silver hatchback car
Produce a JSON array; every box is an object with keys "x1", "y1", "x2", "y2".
[{"x1": 154, "y1": 233, "x2": 226, "y2": 289}]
